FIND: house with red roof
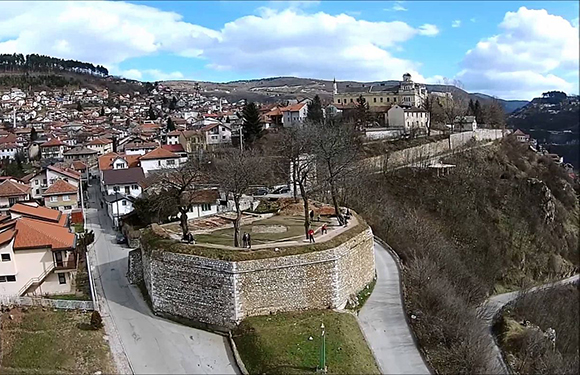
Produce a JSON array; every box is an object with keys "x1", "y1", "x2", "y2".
[
  {"x1": 43, "y1": 179, "x2": 79, "y2": 214},
  {"x1": 281, "y1": 101, "x2": 310, "y2": 126},
  {"x1": 86, "y1": 137, "x2": 113, "y2": 155},
  {"x1": 140, "y1": 147, "x2": 181, "y2": 175},
  {"x1": 0, "y1": 180, "x2": 32, "y2": 212},
  {"x1": 0, "y1": 203, "x2": 76, "y2": 297},
  {"x1": 39, "y1": 138, "x2": 67, "y2": 159}
]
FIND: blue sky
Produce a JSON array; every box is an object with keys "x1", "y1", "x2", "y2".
[{"x1": 0, "y1": 1, "x2": 578, "y2": 99}]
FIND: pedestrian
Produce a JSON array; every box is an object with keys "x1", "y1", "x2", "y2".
[
  {"x1": 242, "y1": 232, "x2": 248, "y2": 248},
  {"x1": 321, "y1": 224, "x2": 327, "y2": 235},
  {"x1": 309, "y1": 210, "x2": 314, "y2": 221},
  {"x1": 343, "y1": 216, "x2": 348, "y2": 227},
  {"x1": 100, "y1": 200, "x2": 103, "y2": 209},
  {"x1": 187, "y1": 232, "x2": 195, "y2": 244},
  {"x1": 317, "y1": 214, "x2": 321, "y2": 222},
  {"x1": 247, "y1": 233, "x2": 252, "y2": 249},
  {"x1": 308, "y1": 228, "x2": 315, "y2": 243}
]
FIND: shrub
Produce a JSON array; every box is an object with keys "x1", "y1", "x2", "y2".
[{"x1": 90, "y1": 311, "x2": 103, "y2": 330}]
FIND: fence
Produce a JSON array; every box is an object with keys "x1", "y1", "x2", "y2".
[{"x1": 0, "y1": 295, "x2": 94, "y2": 310}]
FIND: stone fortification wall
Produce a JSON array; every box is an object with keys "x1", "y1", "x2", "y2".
[
  {"x1": 135, "y1": 226, "x2": 375, "y2": 330},
  {"x1": 127, "y1": 249, "x2": 143, "y2": 285}
]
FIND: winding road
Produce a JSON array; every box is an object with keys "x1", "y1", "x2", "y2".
[
  {"x1": 86, "y1": 184, "x2": 238, "y2": 374},
  {"x1": 359, "y1": 241, "x2": 431, "y2": 374}
]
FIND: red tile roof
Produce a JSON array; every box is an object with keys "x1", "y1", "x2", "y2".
[
  {"x1": 281, "y1": 102, "x2": 307, "y2": 112},
  {"x1": 43, "y1": 179, "x2": 78, "y2": 196},
  {"x1": 0, "y1": 180, "x2": 31, "y2": 197},
  {"x1": 0, "y1": 133, "x2": 17, "y2": 144},
  {"x1": 0, "y1": 228, "x2": 16, "y2": 246},
  {"x1": 87, "y1": 137, "x2": 113, "y2": 145},
  {"x1": 9, "y1": 203, "x2": 62, "y2": 223},
  {"x1": 140, "y1": 147, "x2": 179, "y2": 160},
  {"x1": 167, "y1": 130, "x2": 182, "y2": 136},
  {"x1": 14, "y1": 217, "x2": 75, "y2": 250},
  {"x1": 98, "y1": 152, "x2": 141, "y2": 171},
  {"x1": 162, "y1": 144, "x2": 185, "y2": 153},
  {"x1": 40, "y1": 138, "x2": 65, "y2": 147},
  {"x1": 47, "y1": 165, "x2": 81, "y2": 180}
]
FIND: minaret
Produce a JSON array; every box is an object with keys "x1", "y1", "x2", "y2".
[{"x1": 333, "y1": 78, "x2": 338, "y2": 95}]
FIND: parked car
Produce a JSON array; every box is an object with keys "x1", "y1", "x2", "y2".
[
  {"x1": 253, "y1": 188, "x2": 269, "y2": 196},
  {"x1": 115, "y1": 233, "x2": 127, "y2": 244},
  {"x1": 272, "y1": 186, "x2": 290, "y2": 194}
]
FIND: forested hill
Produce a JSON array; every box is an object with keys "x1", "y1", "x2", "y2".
[
  {"x1": 0, "y1": 53, "x2": 108, "y2": 76},
  {"x1": 508, "y1": 91, "x2": 579, "y2": 167}
]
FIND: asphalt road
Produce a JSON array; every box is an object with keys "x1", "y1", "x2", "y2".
[
  {"x1": 86, "y1": 184, "x2": 238, "y2": 374},
  {"x1": 358, "y1": 241, "x2": 430, "y2": 374}
]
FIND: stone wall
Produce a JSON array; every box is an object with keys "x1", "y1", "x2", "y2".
[
  {"x1": 133, "y1": 227, "x2": 375, "y2": 330},
  {"x1": 127, "y1": 249, "x2": 143, "y2": 285}
]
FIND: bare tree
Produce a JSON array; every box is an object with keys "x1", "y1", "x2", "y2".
[
  {"x1": 311, "y1": 119, "x2": 361, "y2": 221},
  {"x1": 212, "y1": 150, "x2": 267, "y2": 247},
  {"x1": 437, "y1": 78, "x2": 469, "y2": 133},
  {"x1": 145, "y1": 157, "x2": 208, "y2": 239}
]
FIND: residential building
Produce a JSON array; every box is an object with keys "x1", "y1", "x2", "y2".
[
  {"x1": 140, "y1": 147, "x2": 181, "y2": 175},
  {"x1": 333, "y1": 73, "x2": 428, "y2": 109},
  {"x1": 166, "y1": 130, "x2": 181, "y2": 145},
  {"x1": 97, "y1": 152, "x2": 141, "y2": 180},
  {"x1": 102, "y1": 167, "x2": 145, "y2": 198},
  {"x1": 46, "y1": 165, "x2": 80, "y2": 188},
  {"x1": 0, "y1": 203, "x2": 76, "y2": 297},
  {"x1": 200, "y1": 123, "x2": 232, "y2": 145},
  {"x1": 179, "y1": 130, "x2": 205, "y2": 154},
  {"x1": 63, "y1": 146, "x2": 98, "y2": 165},
  {"x1": 453, "y1": 115, "x2": 478, "y2": 131},
  {"x1": 0, "y1": 179, "x2": 31, "y2": 211},
  {"x1": 39, "y1": 138, "x2": 67, "y2": 159},
  {"x1": 86, "y1": 137, "x2": 114, "y2": 155},
  {"x1": 124, "y1": 141, "x2": 158, "y2": 156},
  {"x1": 281, "y1": 102, "x2": 309, "y2": 126},
  {"x1": 105, "y1": 194, "x2": 135, "y2": 228},
  {"x1": 43, "y1": 179, "x2": 79, "y2": 213},
  {"x1": 512, "y1": 129, "x2": 530, "y2": 143},
  {"x1": 0, "y1": 142, "x2": 18, "y2": 160},
  {"x1": 387, "y1": 105, "x2": 430, "y2": 134},
  {"x1": 186, "y1": 189, "x2": 220, "y2": 219}
]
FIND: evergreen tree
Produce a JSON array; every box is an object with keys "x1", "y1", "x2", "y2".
[
  {"x1": 148, "y1": 107, "x2": 157, "y2": 120},
  {"x1": 167, "y1": 117, "x2": 176, "y2": 131},
  {"x1": 100, "y1": 107, "x2": 105, "y2": 117},
  {"x1": 169, "y1": 96, "x2": 177, "y2": 110},
  {"x1": 306, "y1": 95, "x2": 324, "y2": 124},
  {"x1": 468, "y1": 99, "x2": 475, "y2": 115},
  {"x1": 355, "y1": 95, "x2": 370, "y2": 128},
  {"x1": 242, "y1": 102, "x2": 263, "y2": 147},
  {"x1": 474, "y1": 100, "x2": 482, "y2": 124},
  {"x1": 76, "y1": 101, "x2": 82, "y2": 111}
]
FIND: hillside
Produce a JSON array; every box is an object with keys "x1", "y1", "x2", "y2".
[
  {"x1": 508, "y1": 91, "x2": 579, "y2": 167},
  {"x1": 162, "y1": 76, "x2": 528, "y2": 112},
  {"x1": 344, "y1": 137, "x2": 579, "y2": 373}
]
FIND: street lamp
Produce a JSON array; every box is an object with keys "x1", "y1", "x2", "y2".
[{"x1": 317, "y1": 323, "x2": 327, "y2": 373}]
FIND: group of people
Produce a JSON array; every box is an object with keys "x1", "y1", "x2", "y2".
[{"x1": 242, "y1": 232, "x2": 252, "y2": 249}]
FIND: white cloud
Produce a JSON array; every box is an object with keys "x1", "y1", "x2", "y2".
[
  {"x1": 470, "y1": 18, "x2": 477, "y2": 23},
  {"x1": 0, "y1": 2, "x2": 437, "y2": 82},
  {"x1": 385, "y1": 1, "x2": 407, "y2": 12},
  {"x1": 457, "y1": 7, "x2": 579, "y2": 99},
  {"x1": 116, "y1": 68, "x2": 184, "y2": 81},
  {"x1": 452, "y1": 20, "x2": 461, "y2": 28},
  {"x1": 418, "y1": 24, "x2": 439, "y2": 36}
]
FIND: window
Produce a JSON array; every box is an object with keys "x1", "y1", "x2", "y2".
[
  {"x1": 337, "y1": 99, "x2": 341, "y2": 103},
  {"x1": 124, "y1": 186, "x2": 130, "y2": 194},
  {"x1": 9, "y1": 198, "x2": 16, "y2": 206},
  {"x1": 158, "y1": 160, "x2": 162, "y2": 166},
  {"x1": 132, "y1": 185, "x2": 138, "y2": 190},
  {"x1": 43, "y1": 179, "x2": 47, "y2": 185},
  {"x1": 201, "y1": 203, "x2": 211, "y2": 211},
  {"x1": 50, "y1": 196, "x2": 57, "y2": 202},
  {"x1": 373, "y1": 97, "x2": 377, "y2": 103},
  {"x1": 64, "y1": 205, "x2": 72, "y2": 210},
  {"x1": 0, "y1": 275, "x2": 16, "y2": 282},
  {"x1": 36, "y1": 189, "x2": 40, "y2": 195},
  {"x1": 58, "y1": 273, "x2": 66, "y2": 284},
  {"x1": 1, "y1": 253, "x2": 10, "y2": 262},
  {"x1": 167, "y1": 159, "x2": 175, "y2": 165},
  {"x1": 35, "y1": 180, "x2": 39, "y2": 185},
  {"x1": 394, "y1": 98, "x2": 397, "y2": 102},
  {"x1": 387, "y1": 98, "x2": 390, "y2": 103},
  {"x1": 121, "y1": 200, "x2": 127, "y2": 206},
  {"x1": 63, "y1": 195, "x2": 70, "y2": 201},
  {"x1": 350, "y1": 98, "x2": 353, "y2": 103},
  {"x1": 380, "y1": 97, "x2": 383, "y2": 103}
]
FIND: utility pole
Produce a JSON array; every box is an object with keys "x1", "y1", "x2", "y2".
[
  {"x1": 239, "y1": 126, "x2": 243, "y2": 152},
  {"x1": 79, "y1": 177, "x2": 85, "y2": 229},
  {"x1": 317, "y1": 323, "x2": 327, "y2": 373},
  {"x1": 115, "y1": 190, "x2": 120, "y2": 230}
]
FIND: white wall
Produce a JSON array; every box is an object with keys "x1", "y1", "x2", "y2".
[
  {"x1": 141, "y1": 158, "x2": 180, "y2": 175},
  {"x1": 47, "y1": 169, "x2": 79, "y2": 188},
  {"x1": 0, "y1": 238, "x2": 17, "y2": 277},
  {"x1": 0, "y1": 247, "x2": 54, "y2": 296},
  {"x1": 107, "y1": 198, "x2": 134, "y2": 227},
  {"x1": 105, "y1": 183, "x2": 142, "y2": 198},
  {"x1": 387, "y1": 106, "x2": 405, "y2": 128},
  {"x1": 32, "y1": 271, "x2": 73, "y2": 296},
  {"x1": 186, "y1": 202, "x2": 219, "y2": 220}
]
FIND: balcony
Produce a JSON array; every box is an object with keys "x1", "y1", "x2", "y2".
[{"x1": 54, "y1": 254, "x2": 77, "y2": 270}]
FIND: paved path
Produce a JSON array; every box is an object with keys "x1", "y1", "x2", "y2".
[
  {"x1": 86, "y1": 184, "x2": 238, "y2": 374},
  {"x1": 358, "y1": 241, "x2": 430, "y2": 374},
  {"x1": 477, "y1": 274, "x2": 579, "y2": 374}
]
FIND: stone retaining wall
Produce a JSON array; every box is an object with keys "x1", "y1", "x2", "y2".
[
  {"x1": 127, "y1": 249, "x2": 143, "y2": 285},
  {"x1": 133, "y1": 227, "x2": 375, "y2": 329}
]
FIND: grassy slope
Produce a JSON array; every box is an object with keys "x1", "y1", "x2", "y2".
[
  {"x1": 233, "y1": 310, "x2": 379, "y2": 375},
  {"x1": 344, "y1": 137, "x2": 579, "y2": 373},
  {"x1": 0, "y1": 308, "x2": 115, "y2": 374}
]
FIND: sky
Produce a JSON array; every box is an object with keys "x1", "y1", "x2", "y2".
[{"x1": 0, "y1": 1, "x2": 578, "y2": 100}]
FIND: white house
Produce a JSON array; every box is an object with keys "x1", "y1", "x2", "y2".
[
  {"x1": 139, "y1": 147, "x2": 181, "y2": 176},
  {"x1": 185, "y1": 189, "x2": 220, "y2": 220},
  {"x1": 0, "y1": 143, "x2": 18, "y2": 160},
  {"x1": 387, "y1": 105, "x2": 430, "y2": 134},
  {"x1": 282, "y1": 102, "x2": 309, "y2": 126},
  {"x1": 198, "y1": 123, "x2": 232, "y2": 146},
  {"x1": 166, "y1": 130, "x2": 181, "y2": 145},
  {"x1": 86, "y1": 138, "x2": 113, "y2": 155},
  {"x1": 101, "y1": 167, "x2": 145, "y2": 199},
  {"x1": 105, "y1": 194, "x2": 135, "y2": 228}
]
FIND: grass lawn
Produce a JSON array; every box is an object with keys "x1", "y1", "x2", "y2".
[
  {"x1": 195, "y1": 215, "x2": 331, "y2": 246},
  {"x1": 0, "y1": 308, "x2": 115, "y2": 374},
  {"x1": 45, "y1": 293, "x2": 92, "y2": 301},
  {"x1": 233, "y1": 310, "x2": 379, "y2": 374}
]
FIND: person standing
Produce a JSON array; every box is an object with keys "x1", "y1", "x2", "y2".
[
  {"x1": 308, "y1": 228, "x2": 315, "y2": 243},
  {"x1": 309, "y1": 210, "x2": 314, "y2": 221},
  {"x1": 321, "y1": 224, "x2": 327, "y2": 235},
  {"x1": 242, "y1": 232, "x2": 248, "y2": 248},
  {"x1": 247, "y1": 233, "x2": 252, "y2": 249}
]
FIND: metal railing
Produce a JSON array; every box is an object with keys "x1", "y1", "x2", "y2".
[{"x1": 17, "y1": 262, "x2": 55, "y2": 296}]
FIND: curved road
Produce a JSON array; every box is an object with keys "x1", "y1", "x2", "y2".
[
  {"x1": 86, "y1": 185, "x2": 238, "y2": 374},
  {"x1": 358, "y1": 241, "x2": 430, "y2": 374}
]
